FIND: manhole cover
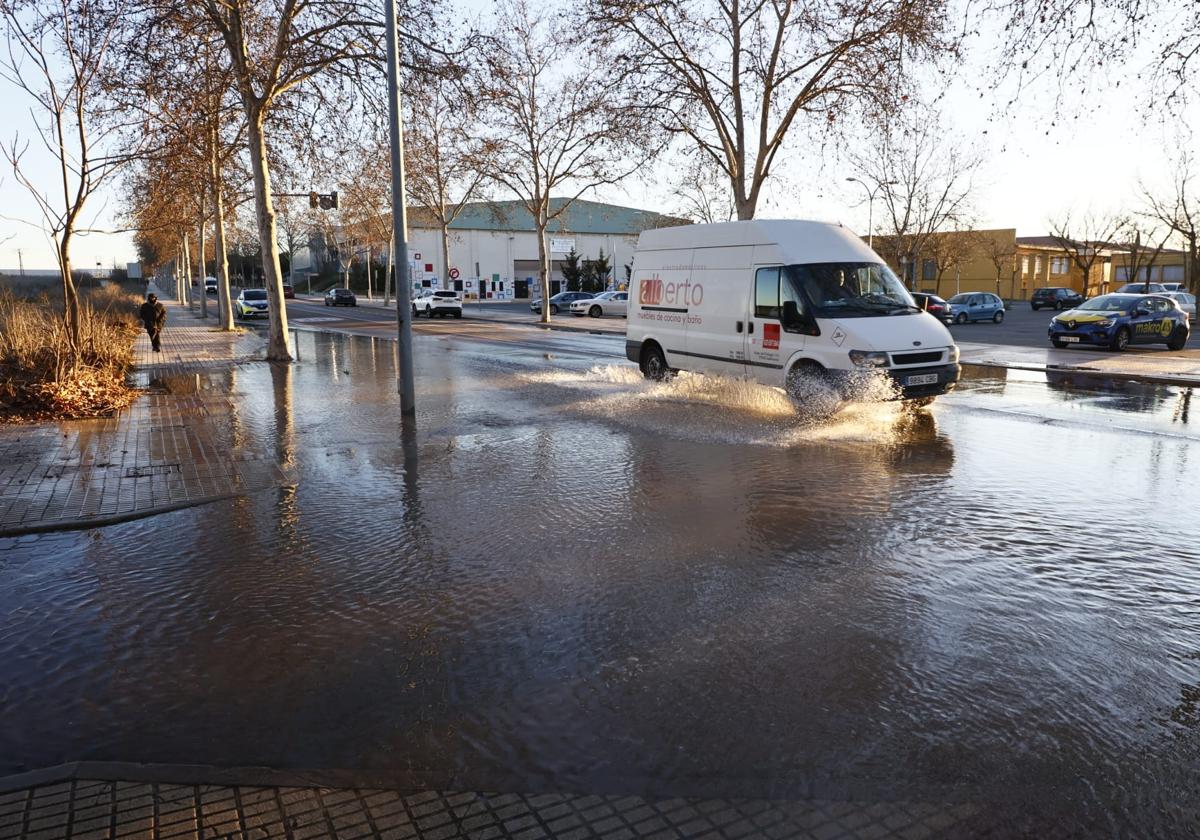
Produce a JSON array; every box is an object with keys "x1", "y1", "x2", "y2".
[{"x1": 125, "y1": 464, "x2": 181, "y2": 478}]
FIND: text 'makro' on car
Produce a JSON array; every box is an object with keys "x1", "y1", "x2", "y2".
[
  {"x1": 570, "y1": 290, "x2": 629, "y2": 317},
  {"x1": 324, "y1": 287, "x2": 357, "y2": 306},
  {"x1": 234, "y1": 288, "x2": 269, "y2": 319},
  {"x1": 1030, "y1": 286, "x2": 1084, "y2": 311},
  {"x1": 625, "y1": 219, "x2": 961, "y2": 407},
  {"x1": 530, "y1": 291, "x2": 592, "y2": 315},
  {"x1": 1047, "y1": 293, "x2": 1190, "y2": 351},
  {"x1": 946, "y1": 292, "x2": 1006, "y2": 324},
  {"x1": 412, "y1": 288, "x2": 463, "y2": 318}
]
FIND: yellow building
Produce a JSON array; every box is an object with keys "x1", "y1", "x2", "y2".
[{"x1": 871, "y1": 229, "x2": 1189, "y2": 300}]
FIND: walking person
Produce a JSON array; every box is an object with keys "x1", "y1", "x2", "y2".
[{"x1": 139, "y1": 292, "x2": 167, "y2": 352}]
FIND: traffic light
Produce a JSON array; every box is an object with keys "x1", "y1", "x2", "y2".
[
  {"x1": 319, "y1": 191, "x2": 339, "y2": 211},
  {"x1": 308, "y1": 191, "x2": 319, "y2": 209}
]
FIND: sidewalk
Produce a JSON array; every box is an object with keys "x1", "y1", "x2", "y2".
[
  {"x1": 958, "y1": 341, "x2": 1200, "y2": 387},
  {"x1": 0, "y1": 763, "x2": 1004, "y2": 840},
  {"x1": 0, "y1": 293, "x2": 284, "y2": 537}
]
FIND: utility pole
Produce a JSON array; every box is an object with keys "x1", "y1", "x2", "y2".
[
  {"x1": 17, "y1": 249, "x2": 24, "y2": 277},
  {"x1": 384, "y1": 0, "x2": 415, "y2": 415}
]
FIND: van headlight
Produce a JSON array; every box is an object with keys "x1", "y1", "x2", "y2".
[
  {"x1": 848, "y1": 350, "x2": 889, "y2": 368},
  {"x1": 948, "y1": 345, "x2": 960, "y2": 363}
]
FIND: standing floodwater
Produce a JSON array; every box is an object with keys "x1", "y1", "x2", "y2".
[{"x1": 1, "y1": 331, "x2": 1197, "y2": 835}]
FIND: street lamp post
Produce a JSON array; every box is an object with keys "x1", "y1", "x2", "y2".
[
  {"x1": 845, "y1": 177, "x2": 894, "y2": 251},
  {"x1": 384, "y1": 0, "x2": 415, "y2": 415}
]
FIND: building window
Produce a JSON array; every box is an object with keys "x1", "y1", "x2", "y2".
[
  {"x1": 1115, "y1": 266, "x2": 1130, "y2": 281},
  {"x1": 1034, "y1": 256, "x2": 1042, "y2": 275},
  {"x1": 922, "y1": 259, "x2": 936, "y2": 281},
  {"x1": 1022, "y1": 256, "x2": 1030, "y2": 274},
  {"x1": 1163, "y1": 265, "x2": 1184, "y2": 282}
]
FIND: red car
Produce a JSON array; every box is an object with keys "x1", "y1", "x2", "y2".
[{"x1": 282, "y1": 284, "x2": 295, "y2": 299}]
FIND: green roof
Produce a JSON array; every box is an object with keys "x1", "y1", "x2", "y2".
[{"x1": 412, "y1": 199, "x2": 686, "y2": 235}]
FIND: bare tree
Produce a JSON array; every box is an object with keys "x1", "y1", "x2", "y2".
[
  {"x1": 0, "y1": 0, "x2": 138, "y2": 353},
  {"x1": 981, "y1": 233, "x2": 1018, "y2": 300},
  {"x1": 851, "y1": 106, "x2": 983, "y2": 288},
  {"x1": 990, "y1": 0, "x2": 1199, "y2": 109},
  {"x1": 926, "y1": 230, "x2": 982, "y2": 298},
  {"x1": 478, "y1": 0, "x2": 645, "y2": 322},
  {"x1": 1048, "y1": 211, "x2": 1127, "y2": 298},
  {"x1": 405, "y1": 68, "x2": 492, "y2": 295},
  {"x1": 590, "y1": 0, "x2": 959, "y2": 220},
  {"x1": 1116, "y1": 222, "x2": 1171, "y2": 292},
  {"x1": 1142, "y1": 148, "x2": 1200, "y2": 294},
  {"x1": 195, "y1": 0, "x2": 383, "y2": 360},
  {"x1": 669, "y1": 153, "x2": 736, "y2": 224}
]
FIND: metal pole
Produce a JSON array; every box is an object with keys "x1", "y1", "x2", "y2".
[
  {"x1": 384, "y1": 0, "x2": 415, "y2": 415},
  {"x1": 866, "y1": 190, "x2": 874, "y2": 251}
]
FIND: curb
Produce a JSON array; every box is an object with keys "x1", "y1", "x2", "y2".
[{"x1": 961, "y1": 360, "x2": 1200, "y2": 389}]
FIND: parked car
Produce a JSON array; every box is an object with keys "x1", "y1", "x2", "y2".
[
  {"x1": 1116, "y1": 282, "x2": 1168, "y2": 294},
  {"x1": 234, "y1": 288, "x2": 269, "y2": 319},
  {"x1": 911, "y1": 292, "x2": 951, "y2": 322},
  {"x1": 1167, "y1": 291, "x2": 1196, "y2": 316},
  {"x1": 1160, "y1": 282, "x2": 1184, "y2": 292},
  {"x1": 1030, "y1": 287, "x2": 1084, "y2": 311},
  {"x1": 324, "y1": 288, "x2": 357, "y2": 307},
  {"x1": 530, "y1": 291, "x2": 592, "y2": 315},
  {"x1": 946, "y1": 292, "x2": 1006, "y2": 324},
  {"x1": 1048, "y1": 293, "x2": 1190, "y2": 351},
  {"x1": 570, "y1": 290, "x2": 629, "y2": 317},
  {"x1": 282, "y1": 284, "x2": 295, "y2": 299},
  {"x1": 204, "y1": 277, "x2": 218, "y2": 296},
  {"x1": 412, "y1": 289, "x2": 463, "y2": 318}
]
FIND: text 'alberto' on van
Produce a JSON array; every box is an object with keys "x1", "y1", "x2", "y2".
[{"x1": 624, "y1": 220, "x2": 961, "y2": 405}]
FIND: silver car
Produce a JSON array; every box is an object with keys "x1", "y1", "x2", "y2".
[
  {"x1": 946, "y1": 292, "x2": 1005, "y2": 324},
  {"x1": 569, "y1": 290, "x2": 629, "y2": 317}
]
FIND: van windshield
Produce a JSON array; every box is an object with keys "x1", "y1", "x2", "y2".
[{"x1": 785, "y1": 262, "x2": 916, "y2": 318}]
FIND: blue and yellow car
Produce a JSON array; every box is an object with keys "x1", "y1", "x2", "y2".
[{"x1": 1048, "y1": 293, "x2": 1190, "y2": 351}]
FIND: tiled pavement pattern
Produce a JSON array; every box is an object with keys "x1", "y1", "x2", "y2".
[
  {"x1": 0, "y1": 779, "x2": 995, "y2": 840},
  {"x1": 0, "y1": 296, "x2": 281, "y2": 535}
]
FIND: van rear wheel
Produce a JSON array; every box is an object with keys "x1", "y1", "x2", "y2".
[{"x1": 639, "y1": 344, "x2": 670, "y2": 380}]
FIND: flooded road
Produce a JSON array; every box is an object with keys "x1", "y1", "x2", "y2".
[{"x1": 1, "y1": 330, "x2": 1198, "y2": 834}]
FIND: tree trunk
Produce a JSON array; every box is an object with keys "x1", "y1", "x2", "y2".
[
  {"x1": 57, "y1": 237, "x2": 80, "y2": 356},
  {"x1": 385, "y1": 234, "x2": 394, "y2": 306},
  {"x1": 440, "y1": 222, "x2": 451, "y2": 294},
  {"x1": 182, "y1": 232, "x2": 192, "y2": 306},
  {"x1": 213, "y1": 184, "x2": 234, "y2": 330},
  {"x1": 245, "y1": 107, "x2": 291, "y2": 361},
  {"x1": 198, "y1": 198, "x2": 208, "y2": 319},
  {"x1": 366, "y1": 246, "x2": 373, "y2": 300},
  {"x1": 537, "y1": 222, "x2": 551, "y2": 323},
  {"x1": 1081, "y1": 265, "x2": 1091, "y2": 299}
]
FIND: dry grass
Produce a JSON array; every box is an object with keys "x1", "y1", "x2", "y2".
[{"x1": 0, "y1": 284, "x2": 143, "y2": 421}]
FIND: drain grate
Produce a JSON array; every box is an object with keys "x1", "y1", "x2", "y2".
[{"x1": 124, "y1": 463, "x2": 181, "y2": 478}]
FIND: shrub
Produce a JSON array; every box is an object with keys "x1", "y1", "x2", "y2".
[{"x1": 0, "y1": 286, "x2": 142, "y2": 420}]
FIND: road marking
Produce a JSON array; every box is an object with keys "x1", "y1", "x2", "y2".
[{"x1": 292, "y1": 317, "x2": 343, "y2": 323}]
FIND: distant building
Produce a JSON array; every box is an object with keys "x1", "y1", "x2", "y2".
[
  {"x1": 291, "y1": 198, "x2": 687, "y2": 299},
  {"x1": 872, "y1": 229, "x2": 1192, "y2": 299}
]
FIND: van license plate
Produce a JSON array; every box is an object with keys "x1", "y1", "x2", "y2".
[
  {"x1": 1060, "y1": 336, "x2": 1080, "y2": 343},
  {"x1": 905, "y1": 373, "x2": 939, "y2": 386}
]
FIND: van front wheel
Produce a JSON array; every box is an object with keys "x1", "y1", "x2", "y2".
[{"x1": 639, "y1": 344, "x2": 670, "y2": 381}]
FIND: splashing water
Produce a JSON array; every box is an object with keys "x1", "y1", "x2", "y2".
[{"x1": 518, "y1": 365, "x2": 913, "y2": 447}]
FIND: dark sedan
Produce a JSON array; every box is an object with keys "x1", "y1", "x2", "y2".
[
  {"x1": 911, "y1": 292, "x2": 951, "y2": 322},
  {"x1": 324, "y1": 288, "x2": 357, "y2": 307},
  {"x1": 1031, "y1": 286, "x2": 1084, "y2": 311}
]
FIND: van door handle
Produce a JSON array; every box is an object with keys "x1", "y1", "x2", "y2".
[
  {"x1": 735, "y1": 321, "x2": 743, "y2": 333},
  {"x1": 747, "y1": 321, "x2": 755, "y2": 334}
]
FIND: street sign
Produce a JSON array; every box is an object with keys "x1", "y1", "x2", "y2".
[
  {"x1": 550, "y1": 237, "x2": 575, "y2": 253},
  {"x1": 449, "y1": 267, "x2": 460, "y2": 280}
]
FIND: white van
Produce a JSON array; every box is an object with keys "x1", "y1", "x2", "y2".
[{"x1": 624, "y1": 220, "x2": 960, "y2": 403}]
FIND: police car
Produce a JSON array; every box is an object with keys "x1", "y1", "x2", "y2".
[{"x1": 1048, "y1": 293, "x2": 1190, "y2": 351}]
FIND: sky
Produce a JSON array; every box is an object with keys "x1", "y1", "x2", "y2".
[{"x1": 0, "y1": 2, "x2": 1195, "y2": 271}]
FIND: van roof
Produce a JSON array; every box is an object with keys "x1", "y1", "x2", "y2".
[{"x1": 637, "y1": 220, "x2": 878, "y2": 264}]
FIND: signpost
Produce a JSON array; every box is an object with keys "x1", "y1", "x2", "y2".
[{"x1": 550, "y1": 237, "x2": 575, "y2": 253}]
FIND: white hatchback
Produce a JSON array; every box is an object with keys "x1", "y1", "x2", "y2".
[
  {"x1": 1167, "y1": 292, "x2": 1196, "y2": 316},
  {"x1": 570, "y1": 291, "x2": 628, "y2": 318}
]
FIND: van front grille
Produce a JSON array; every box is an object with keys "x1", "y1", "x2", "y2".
[{"x1": 890, "y1": 351, "x2": 943, "y2": 366}]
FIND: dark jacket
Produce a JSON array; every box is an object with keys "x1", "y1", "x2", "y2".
[{"x1": 139, "y1": 301, "x2": 166, "y2": 330}]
